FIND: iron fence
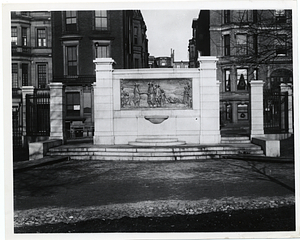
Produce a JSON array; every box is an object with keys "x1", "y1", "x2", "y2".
[
  {"x1": 26, "y1": 90, "x2": 50, "y2": 136},
  {"x1": 12, "y1": 105, "x2": 23, "y2": 148},
  {"x1": 263, "y1": 90, "x2": 288, "y2": 133}
]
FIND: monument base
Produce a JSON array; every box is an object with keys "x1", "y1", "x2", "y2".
[
  {"x1": 94, "y1": 135, "x2": 115, "y2": 145},
  {"x1": 128, "y1": 138, "x2": 186, "y2": 146}
]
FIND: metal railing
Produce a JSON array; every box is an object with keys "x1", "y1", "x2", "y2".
[
  {"x1": 26, "y1": 90, "x2": 50, "y2": 136},
  {"x1": 263, "y1": 90, "x2": 288, "y2": 133}
]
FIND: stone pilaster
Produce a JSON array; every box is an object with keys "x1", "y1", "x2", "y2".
[
  {"x1": 49, "y1": 83, "x2": 66, "y2": 143},
  {"x1": 93, "y1": 58, "x2": 115, "y2": 145},
  {"x1": 280, "y1": 83, "x2": 293, "y2": 134},
  {"x1": 198, "y1": 56, "x2": 221, "y2": 144},
  {"x1": 250, "y1": 80, "x2": 264, "y2": 138}
]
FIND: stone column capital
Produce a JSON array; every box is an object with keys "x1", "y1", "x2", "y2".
[
  {"x1": 93, "y1": 58, "x2": 115, "y2": 64},
  {"x1": 250, "y1": 80, "x2": 264, "y2": 86},
  {"x1": 93, "y1": 58, "x2": 115, "y2": 72},
  {"x1": 49, "y1": 82, "x2": 65, "y2": 89},
  {"x1": 21, "y1": 86, "x2": 35, "y2": 92},
  {"x1": 280, "y1": 83, "x2": 293, "y2": 93},
  {"x1": 198, "y1": 56, "x2": 218, "y2": 70},
  {"x1": 198, "y1": 56, "x2": 218, "y2": 63}
]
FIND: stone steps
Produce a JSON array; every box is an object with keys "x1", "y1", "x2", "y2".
[
  {"x1": 128, "y1": 138, "x2": 186, "y2": 146},
  {"x1": 47, "y1": 149, "x2": 263, "y2": 157},
  {"x1": 47, "y1": 143, "x2": 264, "y2": 161},
  {"x1": 221, "y1": 136, "x2": 251, "y2": 144}
]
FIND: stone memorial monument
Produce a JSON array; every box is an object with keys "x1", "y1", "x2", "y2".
[{"x1": 93, "y1": 57, "x2": 221, "y2": 145}]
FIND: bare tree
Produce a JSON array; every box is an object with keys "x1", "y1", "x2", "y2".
[{"x1": 208, "y1": 10, "x2": 292, "y2": 69}]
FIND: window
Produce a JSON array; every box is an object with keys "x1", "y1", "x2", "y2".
[
  {"x1": 225, "y1": 70, "x2": 231, "y2": 92},
  {"x1": 275, "y1": 10, "x2": 286, "y2": 23},
  {"x1": 237, "y1": 69, "x2": 248, "y2": 91},
  {"x1": 65, "y1": 11, "x2": 77, "y2": 31},
  {"x1": 224, "y1": 35, "x2": 230, "y2": 56},
  {"x1": 236, "y1": 34, "x2": 247, "y2": 55},
  {"x1": 270, "y1": 69, "x2": 293, "y2": 90},
  {"x1": 11, "y1": 27, "x2": 17, "y2": 45},
  {"x1": 253, "y1": 34, "x2": 258, "y2": 55},
  {"x1": 83, "y1": 91, "x2": 92, "y2": 114},
  {"x1": 226, "y1": 103, "x2": 232, "y2": 121},
  {"x1": 253, "y1": 69, "x2": 258, "y2": 80},
  {"x1": 22, "y1": 64, "x2": 28, "y2": 86},
  {"x1": 253, "y1": 10, "x2": 258, "y2": 23},
  {"x1": 237, "y1": 103, "x2": 248, "y2": 120},
  {"x1": 224, "y1": 10, "x2": 230, "y2": 23},
  {"x1": 134, "y1": 26, "x2": 138, "y2": 44},
  {"x1": 37, "y1": 64, "x2": 47, "y2": 88},
  {"x1": 193, "y1": 28, "x2": 196, "y2": 38},
  {"x1": 95, "y1": 10, "x2": 108, "y2": 30},
  {"x1": 236, "y1": 10, "x2": 248, "y2": 22},
  {"x1": 66, "y1": 46, "x2": 77, "y2": 75},
  {"x1": 135, "y1": 58, "x2": 139, "y2": 68},
  {"x1": 12, "y1": 63, "x2": 18, "y2": 88},
  {"x1": 66, "y1": 92, "x2": 80, "y2": 117},
  {"x1": 37, "y1": 29, "x2": 46, "y2": 47},
  {"x1": 275, "y1": 34, "x2": 287, "y2": 56},
  {"x1": 21, "y1": 27, "x2": 27, "y2": 46},
  {"x1": 95, "y1": 42, "x2": 110, "y2": 58}
]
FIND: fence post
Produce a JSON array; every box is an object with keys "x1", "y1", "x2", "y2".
[
  {"x1": 21, "y1": 86, "x2": 35, "y2": 146},
  {"x1": 250, "y1": 80, "x2": 264, "y2": 138},
  {"x1": 49, "y1": 83, "x2": 66, "y2": 143},
  {"x1": 280, "y1": 83, "x2": 293, "y2": 134},
  {"x1": 93, "y1": 58, "x2": 115, "y2": 145},
  {"x1": 198, "y1": 56, "x2": 221, "y2": 144}
]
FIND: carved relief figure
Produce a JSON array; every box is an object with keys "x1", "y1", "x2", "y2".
[
  {"x1": 121, "y1": 86, "x2": 129, "y2": 107},
  {"x1": 147, "y1": 82, "x2": 155, "y2": 107},
  {"x1": 133, "y1": 83, "x2": 141, "y2": 107},
  {"x1": 154, "y1": 84, "x2": 162, "y2": 107},
  {"x1": 161, "y1": 89, "x2": 167, "y2": 106},
  {"x1": 183, "y1": 82, "x2": 192, "y2": 107},
  {"x1": 187, "y1": 83, "x2": 192, "y2": 108},
  {"x1": 183, "y1": 86, "x2": 188, "y2": 104},
  {"x1": 120, "y1": 79, "x2": 192, "y2": 109}
]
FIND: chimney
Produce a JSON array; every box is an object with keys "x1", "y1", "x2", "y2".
[{"x1": 171, "y1": 48, "x2": 175, "y2": 66}]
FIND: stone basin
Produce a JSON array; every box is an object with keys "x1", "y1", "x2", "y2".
[{"x1": 144, "y1": 115, "x2": 169, "y2": 124}]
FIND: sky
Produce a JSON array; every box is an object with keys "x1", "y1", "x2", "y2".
[{"x1": 141, "y1": 10, "x2": 200, "y2": 61}]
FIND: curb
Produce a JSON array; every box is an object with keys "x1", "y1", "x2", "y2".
[
  {"x1": 222, "y1": 155, "x2": 294, "y2": 163},
  {"x1": 13, "y1": 156, "x2": 69, "y2": 172}
]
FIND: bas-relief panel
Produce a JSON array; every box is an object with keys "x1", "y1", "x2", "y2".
[{"x1": 120, "y1": 78, "x2": 192, "y2": 109}]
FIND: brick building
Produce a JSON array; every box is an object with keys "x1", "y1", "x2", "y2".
[
  {"x1": 189, "y1": 10, "x2": 293, "y2": 131},
  {"x1": 150, "y1": 49, "x2": 188, "y2": 68},
  {"x1": 11, "y1": 11, "x2": 52, "y2": 153},
  {"x1": 11, "y1": 11, "x2": 52, "y2": 96},
  {"x1": 51, "y1": 10, "x2": 149, "y2": 138}
]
